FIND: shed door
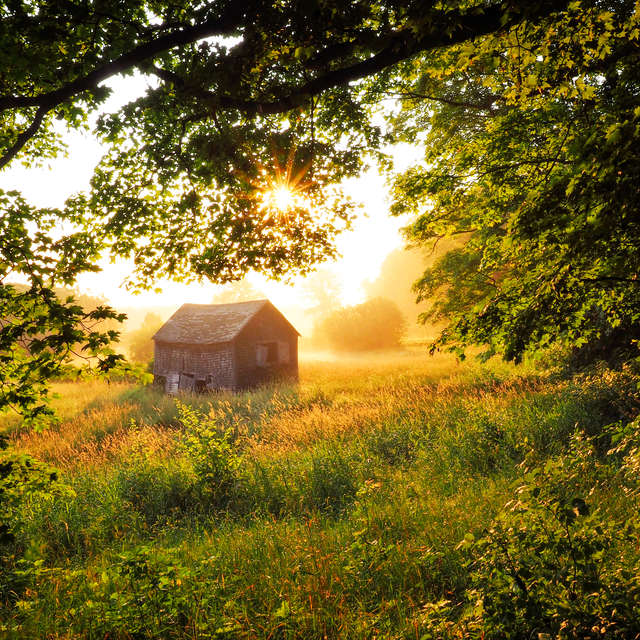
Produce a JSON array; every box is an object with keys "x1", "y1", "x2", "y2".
[{"x1": 179, "y1": 373, "x2": 195, "y2": 391}]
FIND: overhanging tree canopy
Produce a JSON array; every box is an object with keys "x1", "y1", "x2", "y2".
[
  {"x1": 387, "y1": 0, "x2": 640, "y2": 362},
  {"x1": 2, "y1": 0, "x2": 568, "y2": 283}
]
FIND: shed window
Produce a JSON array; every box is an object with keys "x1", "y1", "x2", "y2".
[
  {"x1": 278, "y1": 341, "x2": 290, "y2": 363},
  {"x1": 256, "y1": 342, "x2": 278, "y2": 366}
]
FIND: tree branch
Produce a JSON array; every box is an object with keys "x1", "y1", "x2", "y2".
[
  {"x1": 0, "y1": 1, "x2": 571, "y2": 168},
  {"x1": 581, "y1": 276, "x2": 640, "y2": 286},
  {"x1": 0, "y1": 6, "x2": 247, "y2": 112},
  {"x1": 150, "y1": 3, "x2": 570, "y2": 116},
  {"x1": 0, "y1": 106, "x2": 50, "y2": 170},
  {"x1": 386, "y1": 90, "x2": 499, "y2": 111}
]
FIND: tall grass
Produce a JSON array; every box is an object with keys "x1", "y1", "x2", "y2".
[{"x1": 1, "y1": 352, "x2": 639, "y2": 638}]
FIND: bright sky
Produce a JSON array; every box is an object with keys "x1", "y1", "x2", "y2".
[{"x1": 0, "y1": 74, "x2": 419, "y2": 314}]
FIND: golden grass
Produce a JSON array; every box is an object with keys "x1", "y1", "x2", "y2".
[
  {"x1": 248, "y1": 352, "x2": 543, "y2": 457},
  {"x1": 5, "y1": 349, "x2": 635, "y2": 640},
  {"x1": 15, "y1": 419, "x2": 176, "y2": 470},
  {"x1": 6, "y1": 350, "x2": 532, "y2": 470},
  {"x1": 8, "y1": 381, "x2": 177, "y2": 470}
]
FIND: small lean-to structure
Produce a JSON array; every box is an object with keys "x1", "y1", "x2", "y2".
[{"x1": 152, "y1": 300, "x2": 299, "y2": 394}]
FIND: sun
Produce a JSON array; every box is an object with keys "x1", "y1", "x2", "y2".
[
  {"x1": 260, "y1": 184, "x2": 304, "y2": 213},
  {"x1": 261, "y1": 184, "x2": 296, "y2": 212},
  {"x1": 235, "y1": 146, "x2": 314, "y2": 220}
]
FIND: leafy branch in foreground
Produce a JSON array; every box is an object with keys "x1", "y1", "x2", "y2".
[
  {"x1": 0, "y1": 190, "x2": 125, "y2": 427},
  {"x1": 388, "y1": 0, "x2": 640, "y2": 363}
]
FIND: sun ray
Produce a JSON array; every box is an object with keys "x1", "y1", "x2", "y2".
[{"x1": 234, "y1": 146, "x2": 315, "y2": 222}]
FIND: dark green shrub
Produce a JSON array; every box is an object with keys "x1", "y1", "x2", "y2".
[
  {"x1": 0, "y1": 445, "x2": 74, "y2": 609},
  {"x1": 50, "y1": 546, "x2": 234, "y2": 639},
  {"x1": 177, "y1": 403, "x2": 244, "y2": 508},
  {"x1": 423, "y1": 428, "x2": 640, "y2": 639}
]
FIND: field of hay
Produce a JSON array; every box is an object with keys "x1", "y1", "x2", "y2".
[{"x1": 2, "y1": 351, "x2": 640, "y2": 638}]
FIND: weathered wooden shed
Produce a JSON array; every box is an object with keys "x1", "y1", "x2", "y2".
[{"x1": 152, "y1": 300, "x2": 299, "y2": 393}]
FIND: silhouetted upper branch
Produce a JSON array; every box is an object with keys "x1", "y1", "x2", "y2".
[{"x1": 0, "y1": 1, "x2": 570, "y2": 169}]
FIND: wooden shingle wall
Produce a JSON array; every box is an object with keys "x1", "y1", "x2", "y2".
[
  {"x1": 154, "y1": 342, "x2": 235, "y2": 390},
  {"x1": 234, "y1": 304, "x2": 298, "y2": 389}
]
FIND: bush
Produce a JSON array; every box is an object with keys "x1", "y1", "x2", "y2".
[
  {"x1": 314, "y1": 297, "x2": 407, "y2": 351},
  {"x1": 0, "y1": 444, "x2": 74, "y2": 605},
  {"x1": 177, "y1": 403, "x2": 244, "y2": 508},
  {"x1": 422, "y1": 427, "x2": 640, "y2": 639}
]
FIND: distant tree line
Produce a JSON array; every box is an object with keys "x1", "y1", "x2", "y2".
[{"x1": 314, "y1": 297, "x2": 406, "y2": 352}]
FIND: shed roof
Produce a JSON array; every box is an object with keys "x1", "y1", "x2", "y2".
[{"x1": 152, "y1": 300, "x2": 298, "y2": 345}]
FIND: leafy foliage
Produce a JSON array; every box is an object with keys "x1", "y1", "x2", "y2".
[
  {"x1": 423, "y1": 422, "x2": 640, "y2": 639},
  {"x1": 176, "y1": 402, "x2": 244, "y2": 507},
  {"x1": 0, "y1": 191, "x2": 125, "y2": 426},
  {"x1": 389, "y1": 0, "x2": 640, "y2": 362},
  {"x1": 3, "y1": 0, "x2": 556, "y2": 289},
  {"x1": 1, "y1": 2, "x2": 571, "y2": 326},
  {"x1": 0, "y1": 438, "x2": 73, "y2": 606},
  {"x1": 474, "y1": 445, "x2": 638, "y2": 637}
]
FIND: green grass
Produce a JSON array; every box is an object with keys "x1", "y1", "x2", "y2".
[{"x1": 1, "y1": 352, "x2": 639, "y2": 638}]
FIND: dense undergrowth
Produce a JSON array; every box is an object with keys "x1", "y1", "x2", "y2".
[{"x1": 1, "y1": 352, "x2": 639, "y2": 638}]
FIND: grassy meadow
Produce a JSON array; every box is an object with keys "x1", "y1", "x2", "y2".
[{"x1": 2, "y1": 351, "x2": 640, "y2": 638}]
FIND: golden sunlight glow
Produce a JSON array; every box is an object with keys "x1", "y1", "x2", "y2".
[
  {"x1": 236, "y1": 146, "x2": 314, "y2": 221},
  {"x1": 1, "y1": 74, "x2": 413, "y2": 319},
  {"x1": 260, "y1": 184, "x2": 297, "y2": 212}
]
